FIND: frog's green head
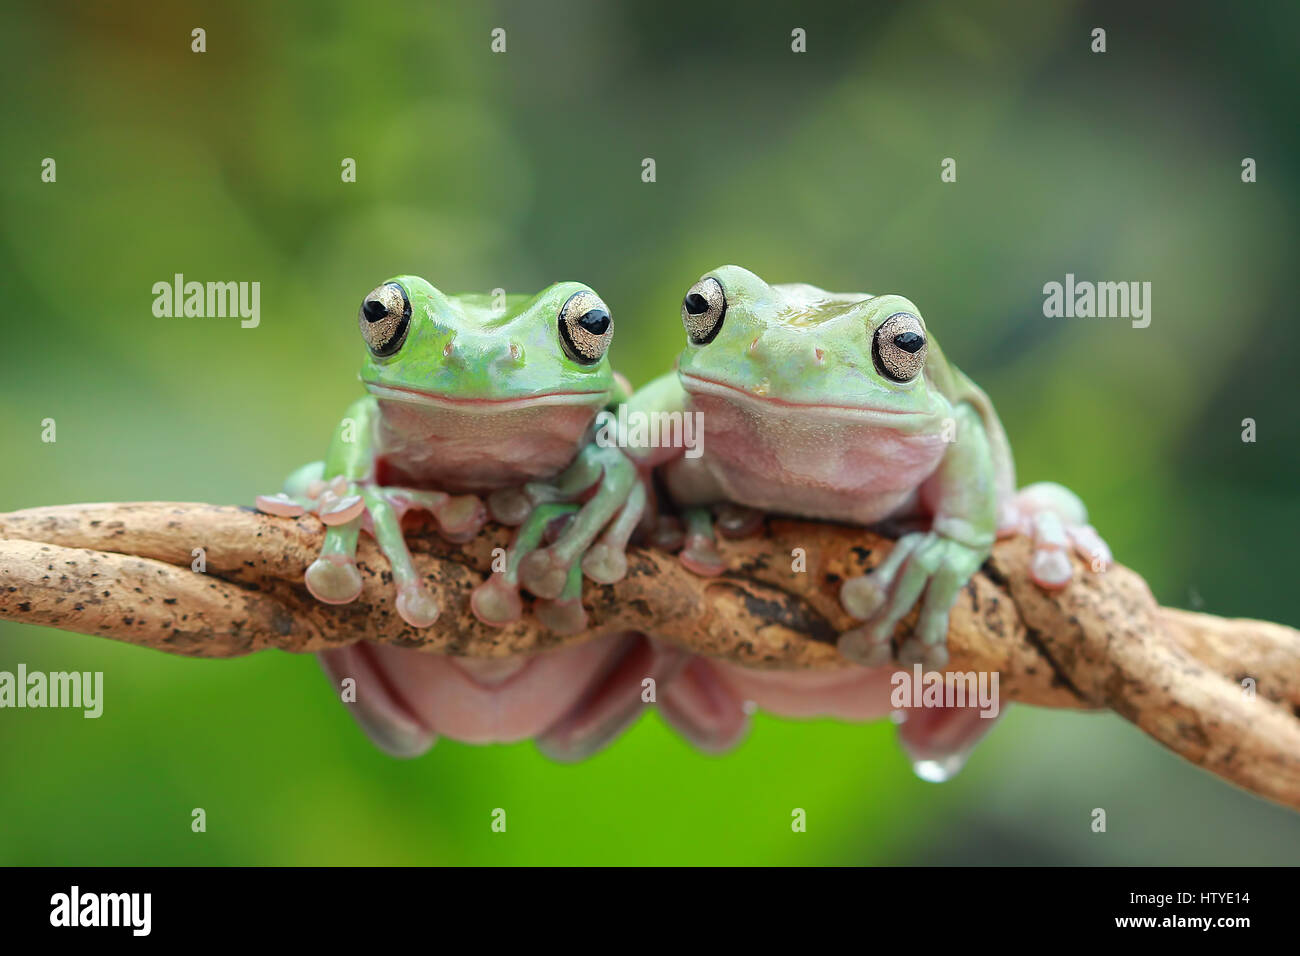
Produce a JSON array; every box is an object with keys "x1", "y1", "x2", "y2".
[
  {"x1": 357, "y1": 275, "x2": 616, "y2": 411},
  {"x1": 675, "y1": 265, "x2": 948, "y2": 425}
]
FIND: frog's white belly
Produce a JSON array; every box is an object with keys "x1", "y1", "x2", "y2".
[
  {"x1": 374, "y1": 399, "x2": 597, "y2": 494},
  {"x1": 665, "y1": 394, "x2": 947, "y2": 525}
]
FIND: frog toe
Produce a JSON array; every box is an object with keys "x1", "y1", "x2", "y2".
[
  {"x1": 435, "y1": 494, "x2": 487, "y2": 542},
  {"x1": 395, "y1": 584, "x2": 440, "y2": 628},
  {"x1": 715, "y1": 504, "x2": 764, "y2": 539},
  {"x1": 535, "y1": 597, "x2": 588, "y2": 635},
  {"x1": 581, "y1": 542, "x2": 628, "y2": 584},
  {"x1": 898, "y1": 635, "x2": 949, "y2": 670},
  {"x1": 651, "y1": 515, "x2": 685, "y2": 552},
  {"x1": 1030, "y1": 547, "x2": 1073, "y2": 589},
  {"x1": 318, "y1": 493, "x2": 365, "y2": 525},
  {"x1": 838, "y1": 625, "x2": 894, "y2": 668},
  {"x1": 1070, "y1": 524, "x2": 1112, "y2": 573},
  {"x1": 255, "y1": 492, "x2": 308, "y2": 518},
  {"x1": 305, "y1": 555, "x2": 363, "y2": 604},
  {"x1": 840, "y1": 574, "x2": 887, "y2": 620},
  {"x1": 487, "y1": 487, "x2": 534, "y2": 526},
  {"x1": 519, "y1": 548, "x2": 573, "y2": 599},
  {"x1": 679, "y1": 534, "x2": 726, "y2": 576},
  {"x1": 470, "y1": 576, "x2": 523, "y2": 627}
]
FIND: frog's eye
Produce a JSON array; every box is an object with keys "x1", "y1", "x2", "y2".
[
  {"x1": 682, "y1": 277, "x2": 726, "y2": 345},
  {"x1": 359, "y1": 282, "x2": 411, "y2": 357},
  {"x1": 558, "y1": 289, "x2": 614, "y2": 365},
  {"x1": 872, "y1": 312, "x2": 928, "y2": 382}
]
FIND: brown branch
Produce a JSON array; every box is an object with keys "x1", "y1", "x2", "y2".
[{"x1": 2, "y1": 501, "x2": 1298, "y2": 811}]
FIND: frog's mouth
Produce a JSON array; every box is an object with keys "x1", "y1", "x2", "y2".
[
  {"x1": 317, "y1": 632, "x2": 687, "y2": 761},
  {"x1": 365, "y1": 382, "x2": 608, "y2": 411},
  {"x1": 679, "y1": 373, "x2": 935, "y2": 429}
]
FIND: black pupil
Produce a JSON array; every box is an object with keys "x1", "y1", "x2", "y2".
[
  {"x1": 578, "y1": 309, "x2": 610, "y2": 335},
  {"x1": 894, "y1": 331, "x2": 923, "y2": 353},
  {"x1": 684, "y1": 293, "x2": 709, "y2": 315},
  {"x1": 362, "y1": 299, "x2": 388, "y2": 323}
]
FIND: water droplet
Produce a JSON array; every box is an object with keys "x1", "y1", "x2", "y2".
[{"x1": 910, "y1": 752, "x2": 968, "y2": 783}]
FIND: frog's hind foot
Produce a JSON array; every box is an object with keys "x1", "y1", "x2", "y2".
[{"x1": 999, "y1": 482, "x2": 1112, "y2": 590}]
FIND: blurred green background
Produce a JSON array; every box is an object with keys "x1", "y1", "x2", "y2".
[{"x1": 2, "y1": 0, "x2": 1298, "y2": 864}]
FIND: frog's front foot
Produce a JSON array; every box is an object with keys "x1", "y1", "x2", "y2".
[
  {"x1": 474, "y1": 447, "x2": 646, "y2": 630},
  {"x1": 837, "y1": 531, "x2": 985, "y2": 670},
  {"x1": 258, "y1": 466, "x2": 491, "y2": 628},
  {"x1": 999, "y1": 482, "x2": 1112, "y2": 589}
]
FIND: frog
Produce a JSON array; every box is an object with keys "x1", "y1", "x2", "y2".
[
  {"x1": 623, "y1": 265, "x2": 1112, "y2": 670},
  {"x1": 255, "y1": 275, "x2": 645, "y2": 636}
]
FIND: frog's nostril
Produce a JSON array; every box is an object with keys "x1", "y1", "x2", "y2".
[
  {"x1": 814, "y1": 347, "x2": 826, "y2": 364},
  {"x1": 443, "y1": 339, "x2": 456, "y2": 359},
  {"x1": 362, "y1": 299, "x2": 388, "y2": 323}
]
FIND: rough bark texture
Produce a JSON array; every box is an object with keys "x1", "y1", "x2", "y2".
[{"x1": 2, "y1": 501, "x2": 1298, "y2": 811}]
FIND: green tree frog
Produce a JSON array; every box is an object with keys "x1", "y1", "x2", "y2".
[
  {"x1": 256, "y1": 276, "x2": 644, "y2": 634},
  {"x1": 625, "y1": 265, "x2": 1111, "y2": 670}
]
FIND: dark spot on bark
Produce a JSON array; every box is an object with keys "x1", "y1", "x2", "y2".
[
  {"x1": 981, "y1": 560, "x2": 1009, "y2": 588},
  {"x1": 164, "y1": 598, "x2": 177, "y2": 605},
  {"x1": 271, "y1": 606, "x2": 295, "y2": 637},
  {"x1": 729, "y1": 584, "x2": 837, "y2": 644},
  {"x1": 18, "y1": 602, "x2": 31, "y2": 612},
  {"x1": 1022, "y1": 625, "x2": 1086, "y2": 700}
]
